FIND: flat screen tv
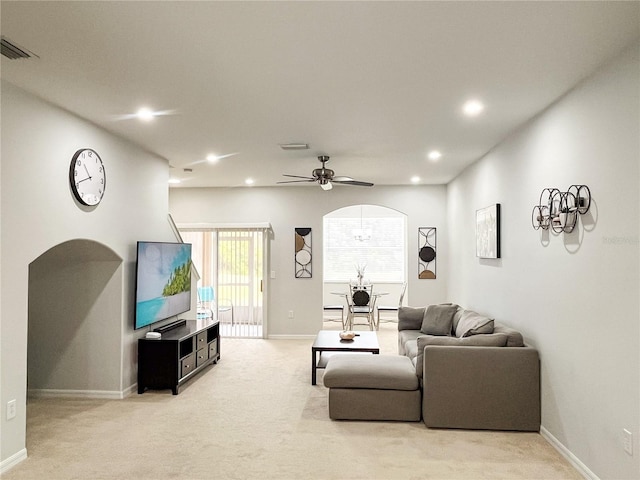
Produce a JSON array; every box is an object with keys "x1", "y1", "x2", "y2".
[{"x1": 134, "y1": 241, "x2": 192, "y2": 330}]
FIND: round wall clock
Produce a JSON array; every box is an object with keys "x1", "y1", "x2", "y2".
[{"x1": 69, "y1": 148, "x2": 106, "y2": 206}]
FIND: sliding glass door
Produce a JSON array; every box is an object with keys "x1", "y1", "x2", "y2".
[{"x1": 180, "y1": 228, "x2": 265, "y2": 338}]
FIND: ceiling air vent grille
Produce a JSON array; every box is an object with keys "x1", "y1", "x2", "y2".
[{"x1": 1, "y1": 36, "x2": 38, "y2": 60}]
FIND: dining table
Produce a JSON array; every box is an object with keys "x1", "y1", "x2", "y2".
[{"x1": 330, "y1": 288, "x2": 388, "y2": 330}]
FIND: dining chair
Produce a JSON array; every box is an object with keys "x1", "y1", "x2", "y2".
[
  {"x1": 375, "y1": 282, "x2": 407, "y2": 330},
  {"x1": 346, "y1": 283, "x2": 376, "y2": 330}
]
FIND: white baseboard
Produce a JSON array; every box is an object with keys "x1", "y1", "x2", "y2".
[
  {"x1": 122, "y1": 383, "x2": 137, "y2": 398},
  {"x1": 540, "y1": 426, "x2": 599, "y2": 480},
  {"x1": 0, "y1": 448, "x2": 27, "y2": 474},
  {"x1": 28, "y1": 388, "x2": 128, "y2": 400}
]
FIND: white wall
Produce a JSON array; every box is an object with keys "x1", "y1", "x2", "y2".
[
  {"x1": 447, "y1": 42, "x2": 639, "y2": 479},
  {"x1": 170, "y1": 185, "x2": 448, "y2": 336},
  {"x1": 0, "y1": 82, "x2": 176, "y2": 466}
]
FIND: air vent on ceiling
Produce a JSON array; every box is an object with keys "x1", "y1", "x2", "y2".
[
  {"x1": 279, "y1": 143, "x2": 309, "y2": 150},
  {"x1": 1, "y1": 36, "x2": 38, "y2": 60}
]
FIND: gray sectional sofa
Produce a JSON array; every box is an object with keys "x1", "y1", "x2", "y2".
[{"x1": 398, "y1": 304, "x2": 541, "y2": 431}]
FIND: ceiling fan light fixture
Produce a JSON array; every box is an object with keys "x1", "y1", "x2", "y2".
[
  {"x1": 279, "y1": 155, "x2": 372, "y2": 188},
  {"x1": 279, "y1": 143, "x2": 309, "y2": 150}
]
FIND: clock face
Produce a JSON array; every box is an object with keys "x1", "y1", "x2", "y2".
[{"x1": 69, "y1": 148, "x2": 106, "y2": 206}]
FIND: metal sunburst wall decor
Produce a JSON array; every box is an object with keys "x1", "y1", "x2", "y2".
[
  {"x1": 294, "y1": 228, "x2": 312, "y2": 278},
  {"x1": 418, "y1": 227, "x2": 436, "y2": 279}
]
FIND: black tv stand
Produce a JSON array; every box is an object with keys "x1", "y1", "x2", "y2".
[
  {"x1": 154, "y1": 319, "x2": 187, "y2": 334},
  {"x1": 139, "y1": 318, "x2": 220, "y2": 395}
]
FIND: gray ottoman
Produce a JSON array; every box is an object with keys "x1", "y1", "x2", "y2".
[{"x1": 323, "y1": 354, "x2": 421, "y2": 421}]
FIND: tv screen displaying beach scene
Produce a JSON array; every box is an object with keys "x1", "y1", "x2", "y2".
[{"x1": 134, "y1": 241, "x2": 192, "y2": 330}]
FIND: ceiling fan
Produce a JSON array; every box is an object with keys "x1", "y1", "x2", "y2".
[{"x1": 278, "y1": 155, "x2": 374, "y2": 190}]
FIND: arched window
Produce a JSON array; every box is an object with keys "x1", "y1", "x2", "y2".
[{"x1": 323, "y1": 204, "x2": 406, "y2": 283}]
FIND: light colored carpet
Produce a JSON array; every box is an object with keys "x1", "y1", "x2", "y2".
[{"x1": 4, "y1": 322, "x2": 581, "y2": 480}]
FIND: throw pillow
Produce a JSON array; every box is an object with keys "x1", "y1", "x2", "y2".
[
  {"x1": 455, "y1": 310, "x2": 495, "y2": 337},
  {"x1": 420, "y1": 304, "x2": 458, "y2": 336},
  {"x1": 398, "y1": 306, "x2": 426, "y2": 331},
  {"x1": 451, "y1": 305, "x2": 464, "y2": 332}
]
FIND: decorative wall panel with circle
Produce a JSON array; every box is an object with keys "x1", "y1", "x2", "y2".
[
  {"x1": 418, "y1": 227, "x2": 436, "y2": 279},
  {"x1": 295, "y1": 228, "x2": 312, "y2": 278}
]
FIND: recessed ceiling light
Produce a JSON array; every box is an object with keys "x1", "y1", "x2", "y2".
[
  {"x1": 206, "y1": 152, "x2": 238, "y2": 163},
  {"x1": 245, "y1": 178, "x2": 255, "y2": 185},
  {"x1": 411, "y1": 176, "x2": 420, "y2": 184},
  {"x1": 428, "y1": 150, "x2": 442, "y2": 161},
  {"x1": 168, "y1": 178, "x2": 181, "y2": 184},
  {"x1": 463, "y1": 100, "x2": 484, "y2": 117},
  {"x1": 136, "y1": 107, "x2": 155, "y2": 121},
  {"x1": 111, "y1": 108, "x2": 177, "y2": 122}
]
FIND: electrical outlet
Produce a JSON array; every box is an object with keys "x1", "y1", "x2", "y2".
[
  {"x1": 623, "y1": 429, "x2": 633, "y2": 456},
  {"x1": 288, "y1": 310, "x2": 294, "y2": 319},
  {"x1": 270, "y1": 270, "x2": 276, "y2": 279},
  {"x1": 7, "y1": 399, "x2": 16, "y2": 420}
]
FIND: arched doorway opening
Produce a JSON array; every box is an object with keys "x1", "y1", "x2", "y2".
[{"x1": 28, "y1": 239, "x2": 123, "y2": 397}]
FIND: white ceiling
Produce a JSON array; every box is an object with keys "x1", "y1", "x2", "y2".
[{"x1": 2, "y1": 1, "x2": 639, "y2": 189}]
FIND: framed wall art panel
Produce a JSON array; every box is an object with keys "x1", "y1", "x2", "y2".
[
  {"x1": 476, "y1": 204, "x2": 501, "y2": 259},
  {"x1": 295, "y1": 228, "x2": 312, "y2": 278},
  {"x1": 418, "y1": 227, "x2": 436, "y2": 279}
]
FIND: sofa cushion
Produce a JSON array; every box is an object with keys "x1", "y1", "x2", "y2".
[
  {"x1": 455, "y1": 310, "x2": 494, "y2": 338},
  {"x1": 323, "y1": 354, "x2": 419, "y2": 391},
  {"x1": 404, "y1": 338, "x2": 419, "y2": 361},
  {"x1": 493, "y1": 323, "x2": 525, "y2": 347},
  {"x1": 418, "y1": 333, "x2": 508, "y2": 349},
  {"x1": 420, "y1": 304, "x2": 458, "y2": 336},
  {"x1": 398, "y1": 306, "x2": 426, "y2": 331},
  {"x1": 398, "y1": 329, "x2": 423, "y2": 356},
  {"x1": 413, "y1": 333, "x2": 509, "y2": 377}
]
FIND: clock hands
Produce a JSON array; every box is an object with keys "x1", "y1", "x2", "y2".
[{"x1": 76, "y1": 164, "x2": 93, "y2": 185}]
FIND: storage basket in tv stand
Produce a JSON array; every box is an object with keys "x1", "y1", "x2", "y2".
[{"x1": 138, "y1": 318, "x2": 220, "y2": 395}]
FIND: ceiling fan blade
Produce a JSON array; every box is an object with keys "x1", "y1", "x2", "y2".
[
  {"x1": 332, "y1": 176, "x2": 354, "y2": 182},
  {"x1": 332, "y1": 179, "x2": 374, "y2": 187},
  {"x1": 277, "y1": 179, "x2": 315, "y2": 184},
  {"x1": 281, "y1": 174, "x2": 315, "y2": 180}
]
